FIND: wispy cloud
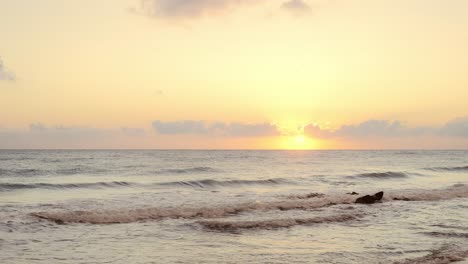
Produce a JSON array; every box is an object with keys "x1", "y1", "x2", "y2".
[
  {"x1": 152, "y1": 120, "x2": 279, "y2": 137},
  {"x1": 136, "y1": 0, "x2": 248, "y2": 18},
  {"x1": 281, "y1": 0, "x2": 310, "y2": 14},
  {"x1": 133, "y1": 0, "x2": 313, "y2": 19},
  {"x1": 0, "y1": 57, "x2": 16, "y2": 81}
]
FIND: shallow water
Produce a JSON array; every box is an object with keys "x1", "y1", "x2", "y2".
[{"x1": 1, "y1": 150, "x2": 468, "y2": 263}]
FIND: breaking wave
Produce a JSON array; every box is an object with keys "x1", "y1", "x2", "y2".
[
  {"x1": 352, "y1": 171, "x2": 409, "y2": 179},
  {"x1": 159, "y1": 178, "x2": 289, "y2": 188},
  {"x1": 287, "y1": 193, "x2": 325, "y2": 199},
  {"x1": 0, "y1": 181, "x2": 134, "y2": 191},
  {"x1": 197, "y1": 214, "x2": 363, "y2": 231},
  {"x1": 425, "y1": 166, "x2": 468, "y2": 172},
  {"x1": 30, "y1": 185, "x2": 468, "y2": 225},
  {"x1": 31, "y1": 196, "x2": 357, "y2": 224},
  {"x1": 394, "y1": 244, "x2": 468, "y2": 264},
  {"x1": 386, "y1": 184, "x2": 468, "y2": 202}
]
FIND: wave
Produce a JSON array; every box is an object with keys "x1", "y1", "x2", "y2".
[
  {"x1": 352, "y1": 171, "x2": 409, "y2": 179},
  {"x1": 156, "y1": 167, "x2": 219, "y2": 174},
  {"x1": 30, "y1": 185, "x2": 468, "y2": 225},
  {"x1": 287, "y1": 193, "x2": 325, "y2": 199},
  {"x1": 0, "y1": 168, "x2": 45, "y2": 176},
  {"x1": 0, "y1": 156, "x2": 35, "y2": 161},
  {"x1": 159, "y1": 178, "x2": 289, "y2": 188},
  {"x1": 425, "y1": 166, "x2": 468, "y2": 172},
  {"x1": 55, "y1": 167, "x2": 98, "y2": 175},
  {"x1": 30, "y1": 196, "x2": 357, "y2": 224},
  {"x1": 394, "y1": 244, "x2": 468, "y2": 264},
  {"x1": 0, "y1": 166, "x2": 106, "y2": 177},
  {"x1": 0, "y1": 181, "x2": 134, "y2": 191},
  {"x1": 422, "y1": 232, "x2": 468, "y2": 239},
  {"x1": 197, "y1": 214, "x2": 363, "y2": 231},
  {"x1": 387, "y1": 184, "x2": 468, "y2": 202},
  {"x1": 1, "y1": 178, "x2": 288, "y2": 192}
]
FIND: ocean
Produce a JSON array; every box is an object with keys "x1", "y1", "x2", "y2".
[{"x1": 1, "y1": 150, "x2": 468, "y2": 264}]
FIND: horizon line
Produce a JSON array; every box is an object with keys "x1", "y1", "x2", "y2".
[{"x1": 1, "y1": 148, "x2": 468, "y2": 151}]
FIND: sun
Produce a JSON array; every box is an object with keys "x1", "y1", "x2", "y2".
[
  {"x1": 294, "y1": 135, "x2": 305, "y2": 144},
  {"x1": 275, "y1": 133, "x2": 319, "y2": 150}
]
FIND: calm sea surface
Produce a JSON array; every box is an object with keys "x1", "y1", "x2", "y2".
[{"x1": 1, "y1": 150, "x2": 468, "y2": 263}]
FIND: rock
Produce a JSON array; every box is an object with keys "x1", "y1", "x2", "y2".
[
  {"x1": 54, "y1": 219, "x2": 65, "y2": 225},
  {"x1": 347, "y1": 192, "x2": 359, "y2": 195},
  {"x1": 355, "y1": 191, "x2": 384, "y2": 204},
  {"x1": 373, "y1": 191, "x2": 384, "y2": 200},
  {"x1": 355, "y1": 195, "x2": 375, "y2": 204}
]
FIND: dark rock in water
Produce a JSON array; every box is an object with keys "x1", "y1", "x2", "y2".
[
  {"x1": 355, "y1": 191, "x2": 384, "y2": 204},
  {"x1": 355, "y1": 195, "x2": 375, "y2": 204},
  {"x1": 373, "y1": 191, "x2": 384, "y2": 200},
  {"x1": 347, "y1": 192, "x2": 359, "y2": 195},
  {"x1": 55, "y1": 219, "x2": 65, "y2": 225}
]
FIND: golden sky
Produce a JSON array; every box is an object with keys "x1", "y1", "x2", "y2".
[{"x1": 1, "y1": 0, "x2": 468, "y2": 149}]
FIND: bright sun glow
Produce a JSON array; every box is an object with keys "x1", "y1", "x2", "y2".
[{"x1": 294, "y1": 135, "x2": 305, "y2": 145}]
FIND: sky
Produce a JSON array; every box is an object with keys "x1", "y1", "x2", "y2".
[{"x1": 1, "y1": 0, "x2": 468, "y2": 149}]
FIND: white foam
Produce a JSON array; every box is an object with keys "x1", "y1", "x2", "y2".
[
  {"x1": 30, "y1": 185, "x2": 468, "y2": 225},
  {"x1": 30, "y1": 195, "x2": 356, "y2": 224},
  {"x1": 387, "y1": 184, "x2": 468, "y2": 202},
  {"x1": 197, "y1": 213, "x2": 363, "y2": 231}
]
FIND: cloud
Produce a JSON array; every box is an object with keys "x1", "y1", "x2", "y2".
[
  {"x1": 303, "y1": 123, "x2": 332, "y2": 138},
  {"x1": 336, "y1": 120, "x2": 410, "y2": 138},
  {"x1": 439, "y1": 116, "x2": 468, "y2": 138},
  {"x1": 153, "y1": 120, "x2": 209, "y2": 134},
  {"x1": 121, "y1": 127, "x2": 146, "y2": 137},
  {"x1": 155, "y1": 90, "x2": 164, "y2": 96},
  {"x1": 134, "y1": 0, "x2": 312, "y2": 19},
  {"x1": 0, "y1": 58, "x2": 16, "y2": 81},
  {"x1": 0, "y1": 124, "x2": 151, "y2": 149},
  {"x1": 225, "y1": 122, "x2": 279, "y2": 137},
  {"x1": 3, "y1": 118, "x2": 468, "y2": 149},
  {"x1": 137, "y1": 0, "x2": 246, "y2": 18},
  {"x1": 305, "y1": 119, "x2": 429, "y2": 139},
  {"x1": 29, "y1": 123, "x2": 48, "y2": 132},
  {"x1": 281, "y1": 0, "x2": 310, "y2": 13},
  {"x1": 152, "y1": 120, "x2": 279, "y2": 137}
]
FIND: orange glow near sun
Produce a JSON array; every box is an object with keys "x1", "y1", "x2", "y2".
[
  {"x1": 294, "y1": 135, "x2": 305, "y2": 145},
  {"x1": 275, "y1": 134, "x2": 317, "y2": 150}
]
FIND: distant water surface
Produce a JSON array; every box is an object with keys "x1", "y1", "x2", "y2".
[{"x1": 1, "y1": 150, "x2": 468, "y2": 263}]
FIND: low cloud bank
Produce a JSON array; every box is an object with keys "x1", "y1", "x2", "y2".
[
  {"x1": 1, "y1": 116, "x2": 468, "y2": 149},
  {"x1": 305, "y1": 117, "x2": 468, "y2": 139},
  {"x1": 152, "y1": 120, "x2": 279, "y2": 137},
  {"x1": 0, "y1": 124, "x2": 146, "y2": 149}
]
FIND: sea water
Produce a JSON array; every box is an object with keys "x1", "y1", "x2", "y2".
[{"x1": 1, "y1": 150, "x2": 468, "y2": 263}]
